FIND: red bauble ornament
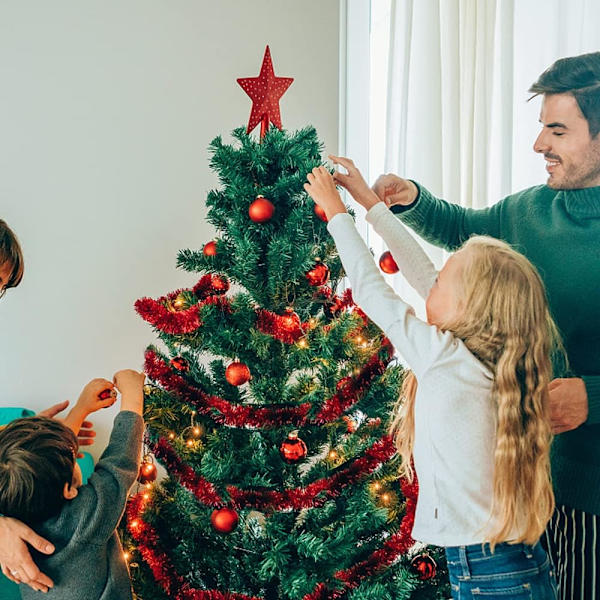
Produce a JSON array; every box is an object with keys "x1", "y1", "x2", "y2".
[
  {"x1": 249, "y1": 196, "x2": 275, "y2": 223},
  {"x1": 314, "y1": 204, "x2": 328, "y2": 222},
  {"x1": 279, "y1": 432, "x2": 308, "y2": 463},
  {"x1": 98, "y1": 388, "x2": 115, "y2": 401},
  {"x1": 281, "y1": 308, "x2": 301, "y2": 333},
  {"x1": 211, "y1": 507, "x2": 239, "y2": 534},
  {"x1": 306, "y1": 262, "x2": 330, "y2": 287},
  {"x1": 237, "y1": 45, "x2": 294, "y2": 139},
  {"x1": 138, "y1": 457, "x2": 158, "y2": 484},
  {"x1": 379, "y1": 251, "x2": 399, "y2": 274},
  {"x1": 170, "y1": 356, "x2": 189, "y2": 372},
  {"x1": 203, "y1": 241, "x2": 217, "y2": 256},
  {"x1": 211, "y1": 274, "x2": 229, "y2": 294},
  {"x1": 225, "y1": 362, "x2": 251, "y2": 386},
  {"x1": 410, "y1": 553, "x2": 437, "y2": 580}
]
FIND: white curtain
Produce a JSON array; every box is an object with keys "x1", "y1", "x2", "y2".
[{"x1": 347, "y1": 0, "x2": 600, "y2": 317}]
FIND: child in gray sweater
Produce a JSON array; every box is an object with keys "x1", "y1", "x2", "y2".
[{"x1": 0, "y1": 369, "x2": 145, "y2": 599}]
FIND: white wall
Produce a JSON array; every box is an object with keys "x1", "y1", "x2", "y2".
[{"x1": 0, "y1": 1, "x2": 340, "y2": 458}]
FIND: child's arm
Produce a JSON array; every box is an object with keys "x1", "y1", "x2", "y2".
[
  {"x1": 331, "y1": 155, "x2": 438, "y2": 299},
  {"x1": 62, "y1": 378, "x2": 117, "y2": 436},
  {"x1": 305, "y1": 168, "x2": 455, "y2": 377},
  {"x1": 61, "y1": 370, "x2": 145, "y2": 543}
]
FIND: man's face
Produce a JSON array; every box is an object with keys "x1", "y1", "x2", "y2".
[{"x1": 534, "y1": 93, "x2": 600, "y2": 189}]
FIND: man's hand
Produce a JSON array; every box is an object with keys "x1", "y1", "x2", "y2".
[
  {"x1": 304, "y1": 167, "x2": 347, "y2": 221},
  {"x1": 329, "y1": 155, "x2": 380, "y2": 211},
  {"x1": 548, "y1": 377, "x2": 588, "y2": 434},
  {"x1": 372, "y1": 173, "x2": 418, "y2": 208},
  {"x1": 0, "y1": 517, "x2": 54, "y2": 592}
]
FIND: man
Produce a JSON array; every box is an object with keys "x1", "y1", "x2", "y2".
[
  {"x1": 0, "y1": 220, "x2": 97, "y2": 594},
  {"x1": 370, "y1": 52, "x2": 600, "y2": 598}
]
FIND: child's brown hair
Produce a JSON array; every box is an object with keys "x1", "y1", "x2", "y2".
[
  {"x1": 0, "y1": 417, "x2": 78, "y2": 523},
  {"x1": 0, "y1": 219, "x2": 24, "y2": 291}
]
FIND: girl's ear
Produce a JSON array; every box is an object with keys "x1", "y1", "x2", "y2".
[{"x1": 63, "y1": 482, "x2": 79, "y2": 500}]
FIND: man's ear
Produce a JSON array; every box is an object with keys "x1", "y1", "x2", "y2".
[{"x1": 63, "y1": 482, "x2": 78, "y2": 500}]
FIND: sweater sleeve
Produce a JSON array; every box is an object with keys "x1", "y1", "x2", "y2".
[
  {"x1": 327, "y1": 213, "x2": 458, "y2": 378},
  {"x1": 583, "y1": 376, "x2": 600, "y2": 425},
  {"x1": 66, "y1": 411, "x2": 143, "y2": 543},
  {"x1": 392, "y1": 183, "x2": 505, "y2": 251},
  {"x1": 366, "y1": 202, "x2": 438, "y2": 299}
]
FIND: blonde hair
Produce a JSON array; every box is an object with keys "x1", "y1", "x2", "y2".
[{"x1": 390, "y1": 236, "x2": 559, "y2": 548}]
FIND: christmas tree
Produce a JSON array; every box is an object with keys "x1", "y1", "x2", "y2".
[{"x1": 123, "y1": 47, "x2": 449, "y2": 600}]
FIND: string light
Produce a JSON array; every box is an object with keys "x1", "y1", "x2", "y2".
[
  {"x1": 372, "y1": 481, "x2": 382, "y2": 491},
  {"x1": 172, "y1": 295, "x2": 186, "y2": 310},
  {"x1": 381, "y1": 493, "x2": 391, "y2": 505},
  {"x1": 328, "y1": 450, "x2": 338, "y2": 460},
  {"x1": 168, "y1": 432, "x2": 175, "y2": 440},
  {"x1": 297, "y1": 338, "x2": 308, "y2": 349},
  {"x1": 123, "y1": 552, "x2": 130, "y2": 561}
]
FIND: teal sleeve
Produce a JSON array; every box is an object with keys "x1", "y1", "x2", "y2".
[
  {"x1": 583, "y1": 375, "x2": 600, "y2": 425},
  {"x1": 393, "y1": 183, "x2": 505, "y2": 251}
]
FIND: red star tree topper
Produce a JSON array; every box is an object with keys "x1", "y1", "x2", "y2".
[{"x1": 237, "y1": 45, "x2": 294, "y2": 140}]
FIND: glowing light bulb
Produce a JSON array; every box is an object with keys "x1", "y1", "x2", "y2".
[{"x1": 328, "y1": 450, "x2": 338, "y2": 460}]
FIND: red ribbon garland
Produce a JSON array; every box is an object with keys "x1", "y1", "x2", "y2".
[
  {"x1": 127, "y1": 493, "x2": 262, "y2": 600},
  {"x1": 144, "y1": 341, "x2": 391, "y2": 430},
  {"x1": 149, "y1": 435, "x2": 396, "y2": 511},
  {"x1": 127, "y1": 474, "x2": 417, "y2": 600}
]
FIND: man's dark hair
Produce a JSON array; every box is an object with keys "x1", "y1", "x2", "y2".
[
  {"x1": 529, "y1": 51, "x2": 600, "y2": 137},
  {"x1": 0, "y1": 219, "x2": 24, "y2": 289},
  {"x1": 0, "y1": 417, "x2": 78, "y2": 524}
]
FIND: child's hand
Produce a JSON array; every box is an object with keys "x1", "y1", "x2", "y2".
[
  {"x1": 304, "y1": 167, "x2": 347, "y2": 221},
  {"x1": 113, "y1": 369, "x2": 145, "y2": 416},
  {"x1": 329, "y1": 156, "x2": 382, "y2": 211},
  {"x1": 113, "y1": 370, "x2": 145, "y2": 396},
  {"x1": 76, "y1": 379, "x2": 117, "y2": 414}
]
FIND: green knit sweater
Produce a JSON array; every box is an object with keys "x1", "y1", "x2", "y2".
[{"x1": 394, "y1": 183, "x2": 600, "y2": 515}]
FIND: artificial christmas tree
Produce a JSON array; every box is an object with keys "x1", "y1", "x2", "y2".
[{"x1": 122, "y1": 47, "x2": 449, "y2": 600}]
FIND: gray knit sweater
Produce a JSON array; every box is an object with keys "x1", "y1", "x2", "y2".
[{"x1": 20, "y1": 411, "x2": 143, "y2": 600}]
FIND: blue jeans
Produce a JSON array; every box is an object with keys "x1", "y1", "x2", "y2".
[{"x1": 445, "y1": 541, "x2": 558, "y2": 599}]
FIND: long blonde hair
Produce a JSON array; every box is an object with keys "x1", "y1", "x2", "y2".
[{"x1": 390, "y1": 236, "x2": 560, "y2": 547}]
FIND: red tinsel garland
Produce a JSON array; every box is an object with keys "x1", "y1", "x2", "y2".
[
  {"x1": 255, "y1": 309, "x2": 304, "y2": 343},
  {"x1": 136, "y1": 281, "x2": 372, "y2": 344},
  {"x1": 127, "y1": 475, "x2": 418, "y2": 600},
  {"x1": 127, "y1": 494, "x2": 262, "y2": 600},
  {"x1": 144, "y1": 343, "x2": 391, "y2": 429},
  {"x1": 148, "y1": 435, "x2": 396, "y2": 511},
  {"x1": 135, "y1": 289, "x2": 202, "y2": 335},
  {"x1": 145, "y1": 350, "x2": 312, "y2": 428},
  {"x1": 301, "y1": 477, "x2": 418, "y2": 600},
  {"x1": 314, "y1": 338, "x2": 392, "y2": 423}
]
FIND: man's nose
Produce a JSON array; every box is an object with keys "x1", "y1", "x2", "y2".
[{"x1": 533, "y1": 129, "x2": 550, "y2": 154}]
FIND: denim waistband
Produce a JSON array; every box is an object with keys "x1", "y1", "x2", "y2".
[{"x1": 445, "y1": 541, "x2": 547, "y2": 578}]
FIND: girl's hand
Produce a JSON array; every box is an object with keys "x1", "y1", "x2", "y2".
[
  {"x1": 329, "y1": 155, "x2": 381, "y2": 211},
  {"x1": 304, "y1": 167, "x2": 347, "y2": 221}
]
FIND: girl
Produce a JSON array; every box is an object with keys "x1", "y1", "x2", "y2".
[{"x1": 304, "y1": 158, "x2": 559, "y2": 599}]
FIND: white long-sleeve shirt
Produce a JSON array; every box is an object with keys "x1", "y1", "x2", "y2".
[{"x1": 328, "y1": 202, "x2": 520, "y2": 547}]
